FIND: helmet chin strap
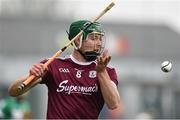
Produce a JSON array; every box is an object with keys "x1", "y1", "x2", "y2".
[
  {"x1": 73, "y1": 35, "x2": 83, "y2": 50},
  {"x1": 77, "y1": 49, "x2": 100, "y2": 62}
]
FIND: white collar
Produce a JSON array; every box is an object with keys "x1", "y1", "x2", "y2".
[{"x1": 70, "y1": 54, "x2": 94, "y2": 65}]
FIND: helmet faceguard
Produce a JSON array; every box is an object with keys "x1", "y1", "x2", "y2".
[{"x1": 67, "y1": 20, "x2": 105, "y2": 61}]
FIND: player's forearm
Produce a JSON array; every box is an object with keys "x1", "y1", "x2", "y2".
[{"x1": 97, "y1": 69, "x2": 120, "y2": 110}]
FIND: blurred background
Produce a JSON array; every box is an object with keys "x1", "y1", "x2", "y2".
[{"x1": 0, "y1": 0, "x2": 180, "y2": 119}]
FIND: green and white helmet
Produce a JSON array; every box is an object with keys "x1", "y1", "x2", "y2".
[
  {"x1": 67, "y1": 20, "x2": 105, "y2": 61},
  {"x1": 68, "y1": 20, "x2": 105, "y2": 49}
]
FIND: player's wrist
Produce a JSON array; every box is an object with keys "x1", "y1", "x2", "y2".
[{"x1": 96, "y1": 68, "x2": 106, "y2": 73}]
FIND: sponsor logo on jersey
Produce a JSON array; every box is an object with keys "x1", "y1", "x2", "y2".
[
  {"x1": 89, "y1": 70, "x2": 97, "y2": 78},
  {"x1": 59, "y1": 68, "x2": 70, "y2": 73},
  {"x1": 56, "y1": 80, "x2": 98, "y2": 95}
]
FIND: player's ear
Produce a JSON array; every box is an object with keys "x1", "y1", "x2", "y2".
[{"x1": 74, "y1": 36, "x2": 81, "y2": 46}]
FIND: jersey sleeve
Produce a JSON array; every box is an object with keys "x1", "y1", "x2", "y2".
[{"x1": 107, "y1": 67, "x2": 118, "y2": 86}]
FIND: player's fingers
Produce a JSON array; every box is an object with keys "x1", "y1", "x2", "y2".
[
  {"x1": 39, "y1": 63, "x2": 48, "y2": 73},
  {"x1": 102, "y1": 49, "x2": 108, "y2": 57},
  {"x1": 103, "y1": 56, "x2": 108, "y2": 63},
  {"x1": 99, "y1": 56, "x2": 105, "y2": 65},
  {"x1": 100, "y1": 56, "x2": 103, "y2": 63},
  {"x1": 40, "y1": 63, "x2": 48, "y2": 71},
  {"x1": 30, "y1": 67, "x2": 40, "y2": 77},
  {"x1": 35, "y1": 64, "x2": 44, "y2": 74},
  {"x1": 41, "y1": 70, "x2": 48, "y2": 77},
  {"x1": 104, "y1": 56, "x2": 108, "y2": 65},
  {"x1": 104, "y1": 56, "x2": 111, "y2": 65},
  {"x1": 35, "y1": 64, "x2": 45, "y2": 75},
  {"x1": 39, "y1": 63, "x2": 47, "y2": 69},
  {"x1": 97, "y1": 56, "x2": 100, "y2": 63},
  {"x1": 98, "y1": 56, "x2": 102, "y2": 63},
  {"x1": 31, "y1": 65, "x2": 43, "y2": 77},
  {"x1": 107, "y1": 56, "x2": 111, "y2": 64},
  {"x1": 44, "y1": 65, "x2": 48, "y2": 71}
]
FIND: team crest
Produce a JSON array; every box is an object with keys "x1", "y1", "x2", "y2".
[{"x1": 89, "y1": 70, "x2": 97, "y2": 78}]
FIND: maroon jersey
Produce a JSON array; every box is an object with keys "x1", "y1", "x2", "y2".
[{"x1": 40, "y1": 55, "x2": 118, "y2": 119}]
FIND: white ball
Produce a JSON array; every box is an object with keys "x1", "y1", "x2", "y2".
[{"x1": 161, "y1": 61, "x2": 172, "y2": 72}]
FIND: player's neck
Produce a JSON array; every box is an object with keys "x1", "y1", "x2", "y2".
[{"x1": 72, "y1": 50, "x2": 87, "y2": 62}]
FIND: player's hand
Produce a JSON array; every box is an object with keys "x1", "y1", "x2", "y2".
[
  {"x1": 29, "y1": 63, "x2": 48, "y2": 77},
  {"x1": 96, "y1": 49, "x2": 111, "y2": 73}
]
